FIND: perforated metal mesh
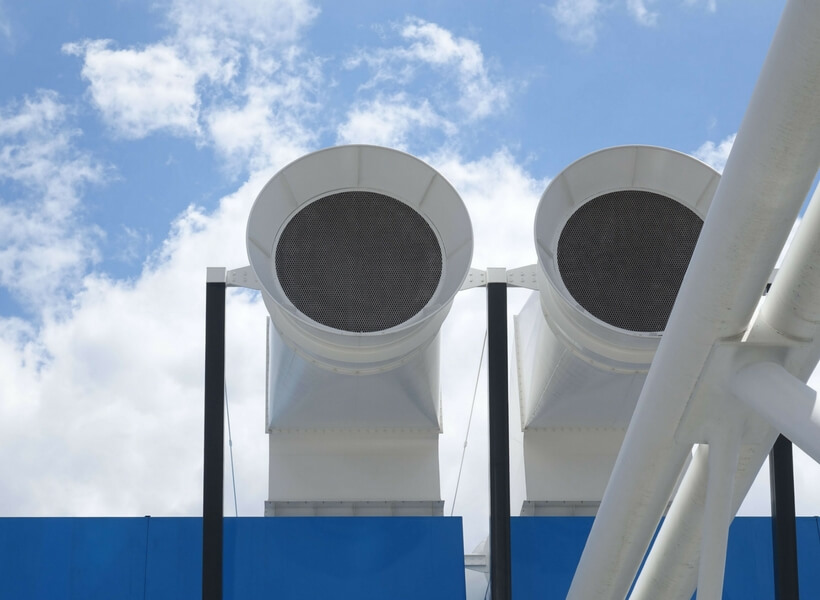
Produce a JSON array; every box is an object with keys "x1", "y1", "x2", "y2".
[
  {"x1": 275, "y1": 191, "x2": 443, "y2": 332},
  {"x1": 556, "y1": 190, "x2": 703, "y2": 332}
]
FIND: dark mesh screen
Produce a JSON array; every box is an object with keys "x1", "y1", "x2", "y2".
[
  {"x1": 557, "y1": 190, "x2": 703, "y2": 332},
  {"x1": 275, "y1": 191, "x2": 443, "y2": 332}
]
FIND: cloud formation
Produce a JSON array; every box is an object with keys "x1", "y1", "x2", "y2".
[
  {"x1": 0, "y1": 2, "x2": 536, "y2": 532},
  {"x1": 337, "y1": 95, "x2": 454, "y2": 149},
  {"x1": 0, "y1": 90, "x2": 106, "y2": 313},
  {"x1": 693, "y1": 132, "x2": 736, "y2": 172},
  {"x1": 63, "y1": 40, "x2": 201, "y2": 139},
  {"x1": 550, "y1": 0, "x2": 718, "y2": 47},
  {"x1": 627, "y1": 0, "x2": 659, "y2": 26},
  {"x1": 341, "y1": 17, "x2": 509, "y2": 140},
  {"x1": 63, "y1": 0, "x2": 321, "y2": 172}
]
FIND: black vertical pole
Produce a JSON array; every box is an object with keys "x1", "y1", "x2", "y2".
[
  {"x1": 770, "y1": 434, "x2": 799, "y2": 600},
  {"x1": 487, "y1": 271, "x2": 511, "y2": 600},
  {"x1": 203, "y1": 268, "x2": 226, "y2": 600}
]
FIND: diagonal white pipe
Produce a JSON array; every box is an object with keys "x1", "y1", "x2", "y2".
[
  {"x1": 696, "y1": 422, "x2": 742, "y2": 600},
  {"x1": 762, "y1": 185, "x2": 820, "y2": 342},
  {"x1": 628, "y1": 184, "x2": 820, "y2": 600},
  {"x1": 567, "y1": 1, "x2": 820, "y2": 597}
]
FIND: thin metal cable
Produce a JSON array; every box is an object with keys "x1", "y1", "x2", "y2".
[
  {"x1": 224, "y1": 382, "x2": 239, "y2": 517},
  {"x1": 450, "y1": 329, "x2": 488, "y2": 517}
]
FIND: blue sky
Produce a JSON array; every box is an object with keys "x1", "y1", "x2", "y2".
[
  {"x1": 0, "y1": 0, "x2": 785, "y2": 313},
  {"x1": 1, "y1": 0, "x2": 817, "y2": 595}
]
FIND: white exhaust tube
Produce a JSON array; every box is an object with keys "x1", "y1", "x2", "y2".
[
  {"x1": 516, "y1": 146, "x2": 719, "y2": 514},
  {"x1": 245, "y1": 145, "x2": 473, "y2": 514}
]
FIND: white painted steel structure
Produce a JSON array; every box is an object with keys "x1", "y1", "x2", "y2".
[
  {"x1": 566, "y1": 1, "x2": 820, "y2": 598},
  {"x1": 244, "y1": 145, "x2": 473, "y2": 515},
  {"x1": 221, "y1": 0, "x2": 820, "y2": 591}
]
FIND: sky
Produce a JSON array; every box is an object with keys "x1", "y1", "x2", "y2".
[{"x1": 0, "y1": 0, "x2": 818, "y2": 594}]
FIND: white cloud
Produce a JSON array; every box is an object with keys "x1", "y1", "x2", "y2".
[
  {"x1": 167, "y1": 0, "x2": 319, "y2": 47},
  {"x1": 0, "y1": 172, "x2": 271, "y2": 516},
  {"x1": 552, "y1": 0, "x2": 717, "y2": 48},
  {"x1": 205, "y1": 55, "x2": 323, "y2": 173},
  {"x1": 399, "y1": 18, "x2": 509, "y2": 120},
  {"x1": 0, "y1": 141, "x2": 546, "y2": 530},
  {"x1": 0, "y1": 90, "x2": 106, "y2": 312},
  {"x1": 693, "y1": 132, "x2": 735, "y2": 172},
  {"x1": 347, "y1": 18, "x2": 509, "y2": 124},
  {"x1": 684, "y1": 0, "x2": 717, "y2": 13},
  {"x1": 550, "y1": 0, "x2": 604, "y2": 49},
  {"x1": 430, "y1": 148, "x2": 547, "y2": 268},
  {"x1": 63, "y1": 0, "x2": 321, "y2": 167},
  {"x1": 627, "y1": 0, "x2": 659, "y2": 26},
  {"x1": 63, "y1": 40, "x2": 201, "y2": 139},
  {"x1": 337, "y1": 95, "x2": 453, "y2": 149}
]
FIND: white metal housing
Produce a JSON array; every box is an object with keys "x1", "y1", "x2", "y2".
[
  {"x1": 516, "y1": 146, "x2": 719, "y2": 512},
  {"x1": 247, "y1": 144, "x2": 472, "y2": 371},
  {"x1": 245, "y1": 145, "x2": 473, "y2": 513}
]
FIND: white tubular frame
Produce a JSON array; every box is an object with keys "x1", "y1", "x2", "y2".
[
  {"x1": 567, "y1": 1, "x2": 820, "y2": 598},
  {"x1": 628, "y1": 186, "x2": 820, "y2": 600}
]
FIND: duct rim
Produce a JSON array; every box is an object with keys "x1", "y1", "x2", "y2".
[
  {"x1": 246, "y1": 144, "x2": 473, "y2": 367},
  {"x1": 274, "y1": 190, "x2": 445, "y2": 334},
  {"x1": 534, "y1": 145, "x2": 720, "y2": 366},
  {"x1": 556, "y1": 189, "x2": 704, "y2": 334}
]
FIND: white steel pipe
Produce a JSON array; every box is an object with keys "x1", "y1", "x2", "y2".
[
  {"x1": 628, "y1": 188, "x2": 820, "y2": 600},
  {"x1": 567, "y1": 1, "x2": 820, "y2": 598},
  {"x1": 629, "y1": 445, "x2": 709, "y2": 599},
  {"x1": 696, "y1": 423, "x2": 741, "y2": 600},
  {"x1": 733, "y1": 362, "x2": 820, "y2": 464},
  {"x1": 763, "y1": 185, "x2": 820, "y2": 341},
  {"x1": 629, "y1": 434, "x2": 779, "y2": 600}
]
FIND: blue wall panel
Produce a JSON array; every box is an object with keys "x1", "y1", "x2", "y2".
[
  {"x1": 3, "y1": 515, "x2": 818, "y2": 598},
  {"x1": 224, "y1": 518, "x2": 466, "y2": 599},
  {"x1": 0, "y1": 518, "x2": 148, "y2": 600},
  {"x1": 143, "y1": 517, "x2": 201, "y2": 599},
  {"x1": 510, "y1": 516, "x2": 820, "y2": 600},
  {"x1": 0, "y1": 517, "x2": 465, "y2": 600},
  {"x1": 511, "y1": 517, "x2": 593, "y2": 599}
]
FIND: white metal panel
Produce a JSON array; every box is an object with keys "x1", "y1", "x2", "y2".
[
  {"x1": 522, "y1": 428, "x2": 626, "y2": 503},
  {"x1": 267, "y1": 430, "x2": 441, "y2": 504},
  {"x1": 266, "y1": 321, "x2": 441, "y2": 432},
  {"x1": 515, "y1": 293, "x2": 646, "y2": 430}
]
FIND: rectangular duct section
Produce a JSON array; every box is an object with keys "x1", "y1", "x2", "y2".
[{"x1": 265, "y1": 319, "x2": 443, "y2": 515}]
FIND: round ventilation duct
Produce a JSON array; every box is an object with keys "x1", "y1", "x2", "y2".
[
  {"x1": 247, "y1": 145, "x2": 473, "y2": 370},
  {"x1": 535, "y1": 145, "x2": 721, "y2": 369},
  {"x1": 516, "y1": 146, "x2": 720, "y2": 510}
]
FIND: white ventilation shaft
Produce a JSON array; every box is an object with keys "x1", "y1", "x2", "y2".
[
  {"x1": 515, "y1": 145, "x2": 720, "y2": 514},
  {"x1": 246, "y1": 145, "x2": 472, "y2": 515}
]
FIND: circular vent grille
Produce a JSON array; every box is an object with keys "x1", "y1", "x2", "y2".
[
  {"x1": 557, "y1": 190, "x2": 703, "y2": 332},
  {"x1": 275, "y1": 191, "x2": 443, "y2": 333}
]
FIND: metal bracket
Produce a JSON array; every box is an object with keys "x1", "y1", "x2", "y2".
[
  {"x1": 506, "y1": 264, "x2": 538, "y2": 290},
  {"x1": 460, "y1": 268, "x2": 487, "y2": 290},
  {"x1": 226, "y1": 265, "x2": 261, "y2": 290},
  {"x1": 460, "y1": 265, "x2": 539, "y2": 291}
]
